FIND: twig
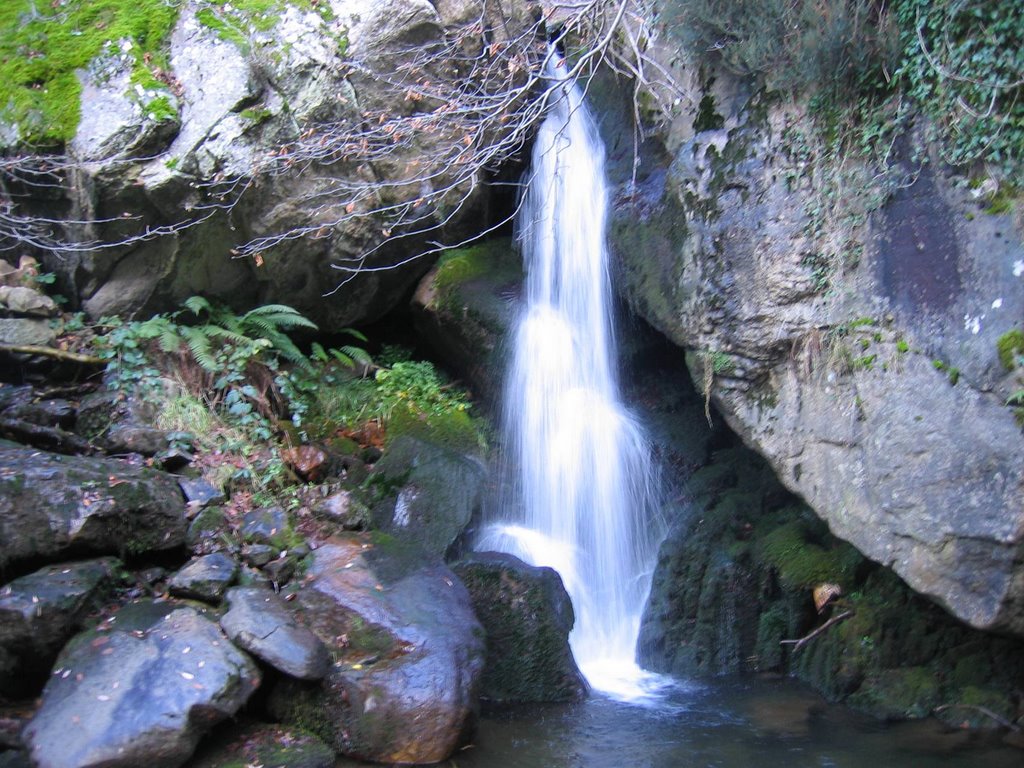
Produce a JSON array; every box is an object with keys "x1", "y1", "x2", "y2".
[
  {"x1": 780, "y1": 610, "x2": 854, "y2": 651},
  {"x1": 935, "y1": 703, "x2": 1021, "y2": 732},
  {"x1": 0, "y1": 344, "x2": 105, "y2": 365}
]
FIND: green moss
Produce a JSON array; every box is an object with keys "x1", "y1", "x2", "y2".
[
  {"x1": 0, "y1": 0, "x2": 179, "y2": 146},
  {"x1": 694, "y1": 91, "x2": 724, "y2": 132},
  {"x1": 756, "y1": 518, "x2": 861, "y2": 589},
  {"x1": 387, "y1": 404, "x2": 484, "y2": 455},
  {"x1": 996, "y1": 329, "x2": 1024, "y2": 370},
  {"x1": 196, "y1": 0, "x2": 337, "y2": 53}
]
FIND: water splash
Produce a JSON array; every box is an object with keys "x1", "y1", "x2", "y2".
[{"x1": 478, "y1": 49, "x2": 668, "y2": 702}]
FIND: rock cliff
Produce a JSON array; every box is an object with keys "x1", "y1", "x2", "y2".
[{"x1": 603, "y1": 38, "x2": 1024, "y2": 636}]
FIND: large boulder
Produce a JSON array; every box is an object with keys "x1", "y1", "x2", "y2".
[
  {"x1": 453, "y1": 552, "x2": 586, "y2": 703},
  {"x1": 366, "y1": 433, "x2": 487, "y2": 558},
  {"x1": 0, "y1": 558, "x2": 120, "y2": 699},
  {"x1": 0, "y1": 441, "x2": 186, "y2": 570},
  {"x1": 412, "y1": 238, "x2": 523, "y2": 403},
  {"x1": 220, "y1": 586, "x2": 330, "y2": 681},
  {"x1": 5, "y1": 0, "x2": 537, "y2": 330},
  {"x1": 606, "y1": 48, "x2": 1024, "y2": 637},
  {"x1": 269, "y1": 535, "x2": 485, "y2": 764},
  {"x1": 23, "y1": 604, "x2": 260, "y2": 768}
]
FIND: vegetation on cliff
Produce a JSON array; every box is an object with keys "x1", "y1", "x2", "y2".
[{"x1": 666, "y1": 0, "x2": 1022, "y2": 179}]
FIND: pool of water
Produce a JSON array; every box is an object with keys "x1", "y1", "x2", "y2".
[{"x1": 338, "y1": 677, "x2": 1021, "y2": 768}]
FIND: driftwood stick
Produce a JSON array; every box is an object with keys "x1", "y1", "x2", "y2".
[
  {"x1": 0, "y1": 343, "x2": 104, "y2": 365},
  {"x1": 780, "y1": 610, "x2": 854, "y2": 651},
  {"x1": 935, "y1": 703, "x2": 1021, "y2": 732}
]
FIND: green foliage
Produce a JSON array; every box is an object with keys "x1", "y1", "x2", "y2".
[
  {"x1": 0, "y1": 0, "x2": 179, "y2": 145},
  {"x1": 996, "y1": 329, "x2": 1024, "y2": 371},
  {"x1": 893, "y1": 0, "x2": 1023, "y2": 178},
  {"x1": 671, "y1": 0, "x2": 1021, "y2": 179}
]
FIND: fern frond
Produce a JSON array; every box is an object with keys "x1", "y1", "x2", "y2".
[
  {"x1": 337, "y1": 345, "x2": 373, "y2": 367},
  {"x1": 180, "y1": 326, "x2": 217, "y2": 372},
  {"x1": 184, "y1": 295, "x2": 213, "y2": 317},
  {"x1": 340, "y1": 327, "x2": 368, "y2": 343}
]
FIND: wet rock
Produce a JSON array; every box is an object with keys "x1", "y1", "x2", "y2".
[
  {"x1": 168, "y1": 553, "x2": 238, "y2": 604},
  {"x1": 177, "y1": 477, "x2": 225, "y2": 508},
  {"x1": 242, "y1": 544, "x2": 276, "y2": 568},
  {"x1": 607, "y1": 53, "x2": 1024, "y2": 637},
  {"x1": 368, "y1": 434, "x2": 486, "y2": 558},
  {"x1": 313, "y1": 490, "x2": 370, "y2": 531},
  {"x1": 269, "y1": 535, "x2": 485, "y2": 764},
  {"x1": 0, "y1": 558, "x2": 120, "y2": 698},
  {"x1": 220, "y1": 587, "x2": 330, "y2": 681},
  {"x1": 454, "y1": 552, "x2": 586, "y2": 703},
  {"x1": 241, "y1": 506, "x2": 291, "y2": 549},
  {"x1": 75, "y1": 387, "x2": 177, "y2": 456},
  {"x1": 191, "y1": 723, "x2": 333, "y2": 768},
  {"x1": 0, "y1": 441, "x2": 186, "y2": 570},
  {"x1": 24, "y1": 605, "x2": 259, "y2": 768},
  {"x1": 2, "y1": 397, "x2": 76, "y2": 430},
  {"x1": 262, "y1": 557, "x2": 295, "y2": 586},
  {"x1": 186, "y1": 506, "x2": 231, "y2": 555}
]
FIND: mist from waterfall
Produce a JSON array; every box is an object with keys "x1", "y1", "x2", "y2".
[{"x1": 477, "y1": 49, "x2": 668, "y2": 702}]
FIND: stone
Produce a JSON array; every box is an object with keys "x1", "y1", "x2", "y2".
[
  {"x1": 242, "y1": 544, "x2": 276, "y2": 568},
  {"x1": 0, "y1": 558, "x2": 120, "y2": 698},
  {"x1": 186, "y1": 506, "x2": 230, "y2": 555},
  {"x1": 411, "y1": 238, "x2": 523, "y2": 403},
  {"x1": 75, "y1": 386, "x2": 179, "y2": 456},
  {"x1": 0, "y1": 318, "x2": 56, "y2": 348},
  {"x1": 0, "y1": 441, "x2": 187, "y2": 571},
  {"x1": 262, "y1": 557, "x2": 295, "y2": 586},
  {"x1": 23, "y1": 606, "x2": 260, "y2": 768},
  {"x1": 605, "y1": 44, "x2": 1024, "y2": 638},
  {"x1": 313, "y1": 490, "x2": 369, "y2": 531},
  {"x1": 454, "y1": 552, "x2": 586, "y2": 703},
  {"x1": 269, "y1": 535, "x2": 484, "y2": 764},
  {"x1": 241, "y1": 506, "x2": 291, "y2": 549},
  {"x1": 368, "y1": 434, "x2": 487, "y2": 558},
  {"x1": 176, "y1": 477, "x2": 225, "y2": 507},
  {"x1": 0, "y1": 286, "x2": 58, "y2": 317},
  {"x1": 220, "y1": 587, "x2": 330, "y2": 681},
  {"x1": 190, "y1": 723, "x2": 334, "y2": 768},
  {"x1": 168, "y1": 553, "x2": 238, "y2": 604},
  {"x1": 2, "y1": 397, "x2": 76, "y2": 429},
  {"x1": 281, "y1": 445, "x2": 327, "y2": 481}
]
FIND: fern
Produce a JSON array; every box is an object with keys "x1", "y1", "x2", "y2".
[{"x1": 180, "y1": 326, "x2": 218, "y2": 372}]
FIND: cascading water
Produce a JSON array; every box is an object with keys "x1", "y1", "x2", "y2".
[{"x1": 478, "y1": 49, "x2": 667, "y2": 701}]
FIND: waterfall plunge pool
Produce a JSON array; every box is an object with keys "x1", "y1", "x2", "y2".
[{"x1": 336, "y1": 677, "x2": 1021, "y2": 767}]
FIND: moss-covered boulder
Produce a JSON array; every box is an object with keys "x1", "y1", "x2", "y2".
[
  {"x1": 412, "y1": 238, "x2": 523, "y2": 403},
  {"x1": 0, "y1": 440, "x2": 186, "y2": 570},
  {"x1": 191, "y1": 723, "x2": 333, "y2": 768},
  {"x1": 365, "y1": 433, "x2": 487, "y2": 558},
  {"x1": 454, "y1": 552, "x2": 586, "y2": 703}
]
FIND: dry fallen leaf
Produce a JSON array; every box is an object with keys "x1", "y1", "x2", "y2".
[{"x1": 813, "y1": 583, "x2": 843, "y2": 613}]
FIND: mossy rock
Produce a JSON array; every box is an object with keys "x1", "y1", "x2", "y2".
[
  {"x1": 847, "y1": 667, "x2": 941, "y2": 720},
  {"x1": 996, "y1": 329, "x2": 1024, "y2": 370},
  {"x1": 191, "y1": 723, "x2": 334, "y2": 768},
  {"x1": 453, "y1": 552, "x2": 586, "y2": 703}
]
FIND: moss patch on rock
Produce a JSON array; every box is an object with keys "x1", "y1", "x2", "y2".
[
  {"x1": 640, "y1": 439, "x2": 1024, "y2": 726},
  {"x1": 0, "y1": 0, "x2": 179, "y2": 146}
]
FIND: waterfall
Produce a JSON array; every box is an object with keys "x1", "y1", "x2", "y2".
[{"x1": 478, "y1": 49, "x2": 667, "y2": 701}]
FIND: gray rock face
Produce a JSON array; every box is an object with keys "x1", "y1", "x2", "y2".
[
  {"x1": 270, "y1": 536, "x2": 484, "y2": 764},
  {"x1": 23, "y1": 606, "x2": 260, "y2": 768},
  {"x1": 369, "y1": 434, "x2": 487, "y2": 557},
  {"x1": 0, "y1": 441, "x2": 186, "y2": 570},
  {"x1": 220, "y1": 587, "x2": 330, "y2": 681},
  {"x1": 0, "y1": 558, "x2": 120, "y2": 698},
  {"x1": 608, "y1": 58, "x2": 1024, "y2": 637},
  {"x1": 454, "y1": 552, "x2": 586, "y2": 703},
  {"x1": 168, "y1": 553, "x2": 238, "y2": 604},
  {"x1": 42, "y1": 0, "x2": 535, "y2": 330}
]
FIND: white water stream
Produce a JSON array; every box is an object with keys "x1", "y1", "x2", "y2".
[{"x1": 478, "y1": 50, "x2": 667, "y2": 702}]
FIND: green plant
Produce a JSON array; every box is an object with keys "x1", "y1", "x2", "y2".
[{"x1": 996, "y1": 330, "x2": 1024, "y2": 371}]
